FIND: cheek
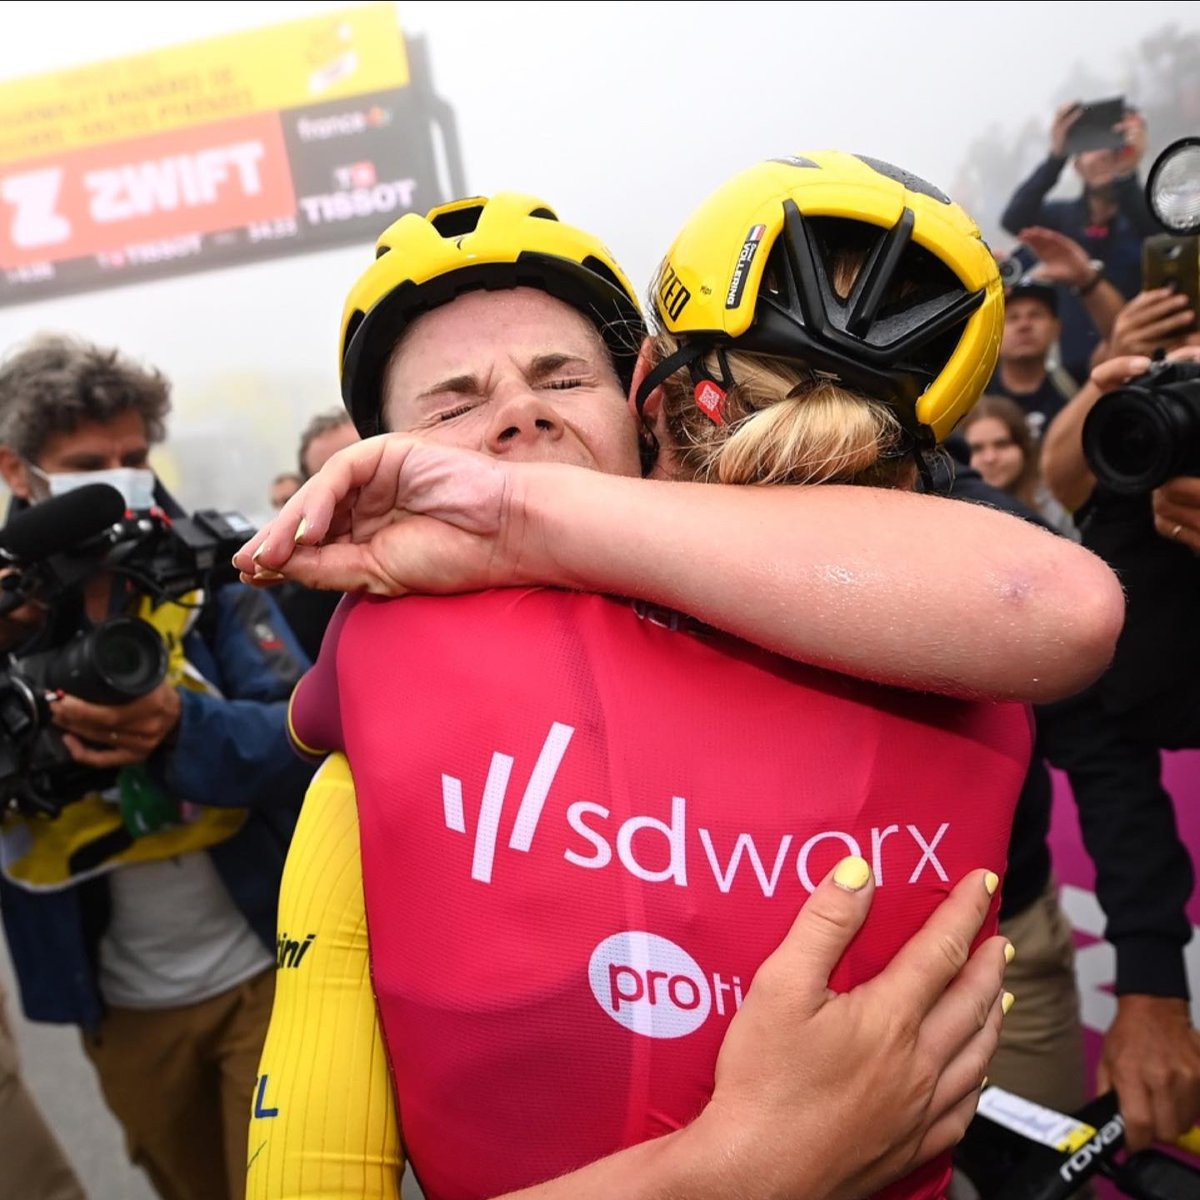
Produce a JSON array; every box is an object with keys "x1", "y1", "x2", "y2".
[{"x1": 999, "y1": 452, "x2": 1024, "y2": 481}]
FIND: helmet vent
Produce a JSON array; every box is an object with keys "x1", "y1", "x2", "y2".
[
  {"x1": 854, "y1": 156, "x2": 951, "y2": 205},
  {"x1": 342, "y1": 309, "x2": 365, "y2": 365},
  {"x1": 431, "y1": 204, "x2": 485, "y2": 238},
  {"x1": 581, "y1": 255, "x2": 625, "y2": 296},
  {"x1": 529, "y1": 207, "x2": 558, "y2": 220}
]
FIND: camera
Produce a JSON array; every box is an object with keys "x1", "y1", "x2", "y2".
[
  {"x1": 1082, "y1": 358, "x2": 1200, "y2": 494},
  {"x1": 0, "y1": 618, "x2": 169, "y2": 816},
  {"x1": 999, "y1": 254, "x2": 1027, "y2": 289},
  {"x1": 0, "y1": 487, "x2": 255, "y2": 815}
]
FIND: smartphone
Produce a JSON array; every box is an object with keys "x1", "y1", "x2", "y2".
[
  {"x1": 1063, "y1": 96, "x2": 1126, "y2": 156},
  {"x1": 1143, "y1": 234, "x2": 1200, "y2": 317}
]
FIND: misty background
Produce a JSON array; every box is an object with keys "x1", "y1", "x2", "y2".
[
  {"x1": 0, "y1": 0, "x2": 1196, "y2": 522},
  {"x1": 0, "y1": 4, "x2": 1197, "y2": 1198}
]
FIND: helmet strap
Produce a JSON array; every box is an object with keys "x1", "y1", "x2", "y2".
[
  {"x1": 634, "y1": 341, "x2": 709, "y2": 414},
  {"x1": 635, "y1": 341, "x2": 739, "y2": 430}
]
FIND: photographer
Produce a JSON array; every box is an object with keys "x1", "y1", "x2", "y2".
[
  {"x1": 0, "y1": 335, "x2": 313, "y2": 1200},
  {"x1": 1037, "y1": 314, "x2": 1200, "y2": 1150},
  {"x1": 1001, "y1": 102, "x2": 1158, "y2": 382}
]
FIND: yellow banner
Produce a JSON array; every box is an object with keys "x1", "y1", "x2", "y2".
[{"x1": 0, "y1": 3, "x2": 409, "y2": 164}]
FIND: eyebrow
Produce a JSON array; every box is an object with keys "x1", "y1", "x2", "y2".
[{"x1": 414, "y1": 352, "x2": 594, "y2": 402}]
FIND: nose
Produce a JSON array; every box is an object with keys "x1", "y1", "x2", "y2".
[{"x1": 484, "y1": 386, "x2": 564, "y2": 456}]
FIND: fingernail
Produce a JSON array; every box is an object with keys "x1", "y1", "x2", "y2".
[
  {"x1": 984, "y1": 871, "x2": 1000, "y2": 896},
  {"x1": 1002, "y1": 991, "x2": 1016, "y2": 1015},
  {"x1": 253, "y1": 568, "x2": 286, "y2": 583},
  {"x1": 982, "y1": 1076, "x2": 989, "y2": 1089},
  {"x1": 295, "y1": 518, "x2": 308, "y2": 543},
  {"x1": 252, "y1": 542, "x2": 268, "y2": 563},
  {"x1": 1004, "y1": 941, "x2": 1016, "y2": 965},
  {"x1": 832, "y1": 855, "x2": 871, "y2": 892}
]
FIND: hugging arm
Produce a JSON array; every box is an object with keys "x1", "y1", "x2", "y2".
[{"x1": 240, "y1": 439, "x2": 1123, "y2": 703}]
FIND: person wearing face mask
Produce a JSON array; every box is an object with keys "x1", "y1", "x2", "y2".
[{"x1": 0, "y1": 335, "x2": 315, "y2": 1200}]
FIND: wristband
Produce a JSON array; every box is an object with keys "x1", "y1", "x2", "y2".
[{"x1": 1077, "y1": 261, "x2": 1105, "y2": 297}]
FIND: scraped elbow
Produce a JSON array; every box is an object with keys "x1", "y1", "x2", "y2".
[{"x1": 1023, "y1": 545, "x2": 1125, "y2": 703}]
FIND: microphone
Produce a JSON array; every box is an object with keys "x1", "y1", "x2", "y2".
[{"x1": 0, "y1": 484, "x2": 126, "y2": 563}]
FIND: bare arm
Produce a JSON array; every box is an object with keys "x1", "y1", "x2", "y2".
[
  {"x1": 1019, "y1": 226, "x2": 1124, "y2": 341},
  {"x1": 238, "y1": 438, "x2": 1123, "y2": 703}
]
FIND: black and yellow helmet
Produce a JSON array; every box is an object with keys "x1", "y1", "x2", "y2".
[
  {"x1": 340, "y1": 193, "x2": 645, "y2": 436},
  {"x1": 637, "y1": 152, "x2": 1004, "y2": 445}
]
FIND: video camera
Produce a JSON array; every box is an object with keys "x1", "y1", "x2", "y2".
[
  {"x1": 0, "y1": 483, "x2": 255, "y2": 816},
  {"x1": 1082, "y1": 358, "x2": 1200, "y2": 494}
]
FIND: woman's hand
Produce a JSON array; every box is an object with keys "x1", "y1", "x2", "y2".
[{"x1": 233, "y1": 435, "x2": 527, "y2": 597}]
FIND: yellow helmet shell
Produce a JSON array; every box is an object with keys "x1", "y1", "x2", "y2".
[
  {"x1": 340, "y1": 193, "x2": 644, "y2": 435},
  {"x1": 654, "y1": 152, "x2": 1004, "y2": 443}
]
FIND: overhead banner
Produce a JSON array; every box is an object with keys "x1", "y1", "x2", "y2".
[{"x1": 0, "y1": 3, "x2": 465, "y2": 305}]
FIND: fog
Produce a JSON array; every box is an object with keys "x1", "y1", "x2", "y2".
[{"x1": 0, "y1": 0, "x2": 1194, "y2": 516}]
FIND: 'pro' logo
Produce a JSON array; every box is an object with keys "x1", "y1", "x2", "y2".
[{"x1": 589, "y1": 931, "x2": 732, "y2": 1039}]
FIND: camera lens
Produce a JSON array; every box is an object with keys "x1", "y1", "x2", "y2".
[
  {"x1": 44, "y1": 618, "x2": 168, "y2": 705},
  {"x1": 93, "y1": 621, "x2": 165, "y2": 696},
  {"x1": 1083, "y1": 381, "x2": 1200, "y2": 494}
]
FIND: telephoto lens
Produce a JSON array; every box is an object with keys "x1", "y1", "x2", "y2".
[{"x1": 1082, "y1": 360, "x2": 1200, "y2": 494}]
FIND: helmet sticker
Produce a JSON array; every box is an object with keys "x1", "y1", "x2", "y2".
[
  {"x1": 694, "y1": 379, "x2": 727, "y2": 425},
  {"x1": 725, "y1": 225, "x2": 766, "y2": 310},
  {"x1": 658, "y1": 262, "x2": 692, "y2": 321}
]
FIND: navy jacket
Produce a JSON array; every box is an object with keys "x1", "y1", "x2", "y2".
[
  {"x1": 1001, "y1": 154, "x2": 1156, "y2": 383},
  {"x1": 0, "y1": 582, "x2": 314, "y2": 1027}
]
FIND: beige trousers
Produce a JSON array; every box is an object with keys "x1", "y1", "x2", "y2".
[{"x1": 82, "y1": 968, "x2": 275, "y2": 1200}]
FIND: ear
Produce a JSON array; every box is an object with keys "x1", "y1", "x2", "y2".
[
  {"x1": 0, "y1": 446, "x2": 33, "y2": 500},
  {"x1": 628, "y1": 337, "x2": 664, "y2": 425}
]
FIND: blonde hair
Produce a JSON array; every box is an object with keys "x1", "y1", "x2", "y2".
[
  {"x1": 648, "y1": 236, "x2": 922, "y2": 489},
  {"x1": 651, "y1": 336, "x2": 912, "y2": 488}
]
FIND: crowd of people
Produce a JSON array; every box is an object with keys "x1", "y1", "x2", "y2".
[{"x1": 0, "y1": 96, "x2": 1196, "y2": 1200}]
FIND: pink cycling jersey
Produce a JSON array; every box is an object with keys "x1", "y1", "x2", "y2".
[{"x1": 291, "y1": 588, "x2": 1031, "y2": 1200}]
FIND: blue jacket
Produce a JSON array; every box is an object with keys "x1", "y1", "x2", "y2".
[
  {"x1": 1001, "y1": 153, "x2": 1157, "y2": 383},
  {"x1": 0, "y1": 582, "x2": 314, "y2": 1028}
]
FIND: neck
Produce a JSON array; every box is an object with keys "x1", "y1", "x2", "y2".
[
  {"x1": 1000, "y1": 358, "x2": 1047, "y2": 393},
  {"x1": 1086, "y1": 186, "x2": 1116, "y2": 223}
]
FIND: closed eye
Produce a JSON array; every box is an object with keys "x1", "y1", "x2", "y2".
[
  {"x1": 541, "y1": 377, "x2": 585, "y2": 391},
  {"x1": 436, "y1": 404, "x2": 473, "y2": 422}
]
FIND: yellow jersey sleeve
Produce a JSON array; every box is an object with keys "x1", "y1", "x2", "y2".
[{"x1": 247, "y1": 753, "x2": 404, "y2": 1199}]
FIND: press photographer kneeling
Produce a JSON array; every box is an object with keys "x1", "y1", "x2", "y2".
[{"x1": 0, "y1": 335, "x2": 313, "y2": 1200}]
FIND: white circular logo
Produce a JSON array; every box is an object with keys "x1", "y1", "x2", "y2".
[{"x1": 588, "y1": 931, "x2": 711, "y2": 1039}]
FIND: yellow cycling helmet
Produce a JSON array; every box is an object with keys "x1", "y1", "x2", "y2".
[
  {"x1": 340, "y1": 193, "x2": 645, "y2": 436},
  {"x1": 636, "y1": 152, "x2": 1004, "y2": 445}
]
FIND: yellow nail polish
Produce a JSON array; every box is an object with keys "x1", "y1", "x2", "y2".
[
  {"x1": 295, "y1": 518, "x2": 308, "y2": 543},
  {"x1": 1004, "y1": 942, "x2": 1016, "y2": 965},
  {"x1": 832, "y1": 855, "x2": 871, "y2": 892},
  {"x1": 984, "y1": 871, "x2": 1000, "y2": 897},
  {"x1": 1002, "y1": 991, "x2": 1015, "y2": 1015}
]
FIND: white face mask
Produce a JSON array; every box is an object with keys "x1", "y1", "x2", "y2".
[{"x1": 30, "y1": 464, "x2": 158, "y2": 512}]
